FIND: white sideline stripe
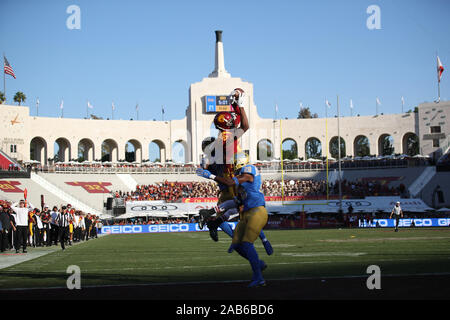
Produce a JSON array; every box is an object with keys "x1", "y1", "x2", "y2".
[
  {"x1": 0, "y1": 236, "x2": 106, "y2": 270},
  {"x1": 3, "y1": 271, "x2": 450, "y2": 292}
]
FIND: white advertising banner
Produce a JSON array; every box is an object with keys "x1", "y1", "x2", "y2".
[{"x1": 123, "y1": 197, "x2": 433, "y2": 218}]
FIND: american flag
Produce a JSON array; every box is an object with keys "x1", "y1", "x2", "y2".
[{"x1": 4, "y1": 56, "x2": 16, "y2": 79}]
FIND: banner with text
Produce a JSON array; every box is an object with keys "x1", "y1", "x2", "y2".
[
  {"x1": 100, "y1": 222, "x2": 237, "y2": 234},
  {"x1": 124, "y1": 197, "x2": 433, "y2": 218}
]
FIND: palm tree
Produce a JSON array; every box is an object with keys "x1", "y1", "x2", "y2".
[
  {"x1": 0, "y1": 91, "x2": 5, "y2": 104},
  {"x1": 13, "y1": 91, "x2": 26, "y2": 105}
]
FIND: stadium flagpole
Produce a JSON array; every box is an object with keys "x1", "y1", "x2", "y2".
[
  {"x1": 280, "y1": 117, "x2": 285, "y2": 203},
  {"x1": 337, "y1": 95, "x2": 342, "y2": 213},
  {"x1": 3, "y1": 53, "x2": 5, "y2": 102},
  {"x1": 325, "y1": 102, "x2": 329, "y2": 201}
]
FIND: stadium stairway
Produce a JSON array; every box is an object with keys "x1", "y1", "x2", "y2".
[
  {"x1": 408, "y1": 166, "x2": 436, "y2": 198},
  {"x1": 420, "y1": 171, "x2": 450, "y2": 208},
  {"x1": 30, "y1": 173, "x2": 104, "y2": 217},
  {"x1": 0, "y1": 149, "x2": 23, "y2": 171},
  {"x1": 116, "y1": 174, "x2": 138, "y2": 191},
  {"x1": 0, "y1": 176, "x2": 74, "y2": 211},
  {"x1": 39, "y1": 173, "x2": 131, "y2": 212}
]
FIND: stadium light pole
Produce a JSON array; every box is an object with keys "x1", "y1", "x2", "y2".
[{"x1": 337, "y1": 95, "x2": 342, "y2": 214}]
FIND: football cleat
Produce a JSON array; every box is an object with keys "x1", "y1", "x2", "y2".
[
  {"x1": 209, "y1": 228, "x2": 219, "y2": 242},
  {"x1": 248, "y1": 279, "x2": 266, "y2": 288},
  {"x1": 198, "y1": 214, "x2": 206, "y2": 230}
]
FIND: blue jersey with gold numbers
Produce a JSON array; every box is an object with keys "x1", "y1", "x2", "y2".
[{"x1": 238, "y1": 164, "x2": 265, "y2": 211}]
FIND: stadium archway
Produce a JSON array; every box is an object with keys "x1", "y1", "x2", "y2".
[
  {"x1": 54, "y1": 138, "x2": 71, "y2": 163},
  {"x1": 354, "y1": 135, "x2": 370, "y2": 157},
  {"x1": 329, "y1": 136, "x2": 346, "y2": 159},
  {"x1": 402, "y1": 132, "x2": 419, "y2": 156},
  {"x1": 30, "y1": 137, "x2": 47, "y2": 165},
  {"x1": 149, "y1": 140, "x2": 166, "y2": 163},
  {"x1": 78, "y1": 138, "x2": 95, "y2": 162},
  {"x1": 282, "y1": 138, "x2": 298, "y2": 160},
  {"x1": 378, "y1": 134, "x2": 394, "y2": 156},
  {"x1": 257, "y1": 139, "x2": 274, "y2": 161},
  {"x1": 172, "y1": 140, "x2": 188, "y2": 163},
  {"x1": 125, "y1": 139, "x2": 142, "y2": 163},
  {"x1": 305, "y1": 137, "x2": 322, "y2": 159},
  {"x1": 101, "y1": 139, "x2": 119, "y2": 162}
]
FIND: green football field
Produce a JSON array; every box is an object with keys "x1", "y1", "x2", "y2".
[{"x1": 1, "y1": 227, "x2": 450, "y2": 299}]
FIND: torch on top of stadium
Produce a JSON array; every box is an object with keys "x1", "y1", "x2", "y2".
[{"x1": 209, "y1": 30, "x2": 231, "y2": 79}]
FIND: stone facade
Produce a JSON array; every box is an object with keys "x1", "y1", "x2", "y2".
[{"x1": 1, "y1": 31, "x2": 448, "y2": 165}]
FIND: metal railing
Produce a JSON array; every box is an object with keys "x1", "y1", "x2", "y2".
[{"x1": 31, "y1": 158, "x2": 431, "y2": 175}]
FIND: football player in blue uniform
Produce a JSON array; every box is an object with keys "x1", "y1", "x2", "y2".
[
  {"x1": 196, "y1": 153, "x2": 270, "y2": 287},
  {"x1": 197, "y1": 153, "x2": 273, "y2": 256}
]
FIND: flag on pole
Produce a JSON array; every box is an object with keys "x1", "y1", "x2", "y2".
[
  {"x1": 162, "y1": 106, "x2": 165, "y2": 114},
  {"x1": 401, "y1": 96, "x2": 404, "y2": 104},
  {"x1": 112, "y1": 102, "x2": 115, "y2": 111},
  {"x1": 60, "y1": 100, "x2": 64, "y2": 109},
  {"x1": 4, "y1": 56, "x2": 16, "y2": 79},
  {"x1": 325, "y1": 99, "x2": 331, "y2": 108},
  {"x1": 437, "y1": 56, "x2": 444, "y2": 82},
  {"x1": 136, "y1": 104, "x2": 139, "y2": 111},
  {"x1": 376, "y1": 97, "x2": 381, "y2": 105},
  {"x1": 87, "y1": 101, "x2": 93, "y2": 109},
  {"x1": 350, "y1": 99, "x2": 353, "y2": 109}
]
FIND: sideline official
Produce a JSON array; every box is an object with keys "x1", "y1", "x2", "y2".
[
  {"x1": 56, "y1": 206, "x2": 71, "y2": 250},
  {"x1": 389, "y1": 201, "x2": 403, "y2": 232}
]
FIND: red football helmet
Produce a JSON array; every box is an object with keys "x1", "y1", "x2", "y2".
[{"x1": 214, "y1": 111, "x2": 239, "y2": 131}]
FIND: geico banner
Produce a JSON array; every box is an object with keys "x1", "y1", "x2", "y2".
[
  {"x1": 100, "y1": 222, "x2": 237, "y2": 234},
  {"x1": 358, "y1": 218, "x2": 450, "y2": 228}
]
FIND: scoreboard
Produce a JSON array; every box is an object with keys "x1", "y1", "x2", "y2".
[{"x1": 205, "y1": 95, "x2": 232, "y2": 113}]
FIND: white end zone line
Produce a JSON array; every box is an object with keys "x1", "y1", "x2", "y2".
[{"x1": 2, "y1": 271, "x2": 450, "y2": 292}]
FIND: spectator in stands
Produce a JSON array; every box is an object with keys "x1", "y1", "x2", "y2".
[
  {"x1": 50, "y1": 206, "x2": 59, "y2": 245},
  {"x1": 41, "y1": 205, "x2": 51, "y2": 246},
  {"x1": 0, "y1": 204, "x2": 12, "y2": 252}
]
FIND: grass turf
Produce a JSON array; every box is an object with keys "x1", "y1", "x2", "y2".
[{"x1": 1, "y1": 227, "x2": 450, "y2": 290}]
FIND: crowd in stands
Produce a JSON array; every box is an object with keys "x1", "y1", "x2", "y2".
[
  {"x1": 0, "y1": 199, "x2": 101, "y2": 253},
  {"x1": 112, "y1": 181, "x2": 219, "y2": 202},
  {"x1": 107, "y1": 217, "x2": 193, "y2": 226},
  {"x1": 112, "y1": 177, "x2": 407, "y2": 203},
  {"x1": 262, "y1": 179, "x2": 327, "y2": 197},
  {"x1": 331, "y1": 179, "x2": 406, "y2": 197}
]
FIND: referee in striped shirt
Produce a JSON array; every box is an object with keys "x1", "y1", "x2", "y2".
[{"x1": 56, "y1": 206, "x2": 71, "y2": 250}]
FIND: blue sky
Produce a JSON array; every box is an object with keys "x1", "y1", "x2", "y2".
[{"x1": 1, "y1": 0, "x2": 450, "y2": 122}]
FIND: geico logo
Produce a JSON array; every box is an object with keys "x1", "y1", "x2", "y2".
[
  {"x1": 438, "y1": 218, "x2": 450, "y2": 226},
  {"x1": 412, "y1": 219, "x2": 432, "y2": 227},
  {"x1": 130, "y1": 204, "x2": 178, "y2": 211},
  {"x1": 399, "y1": 219, "x2": 432, "y2": 227},
  {"x1": 376, "y1": 219, "x2": 388, "y2": 227},
  {"x1": 102, "y1": 225, "x2": 142, "y2": 234},
  {"x1": 148, "y1": 224, "x2": 190, "y2": 233},
  {"x1": 328, "y1": 201, "x2": 371, "y2": 207}
]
